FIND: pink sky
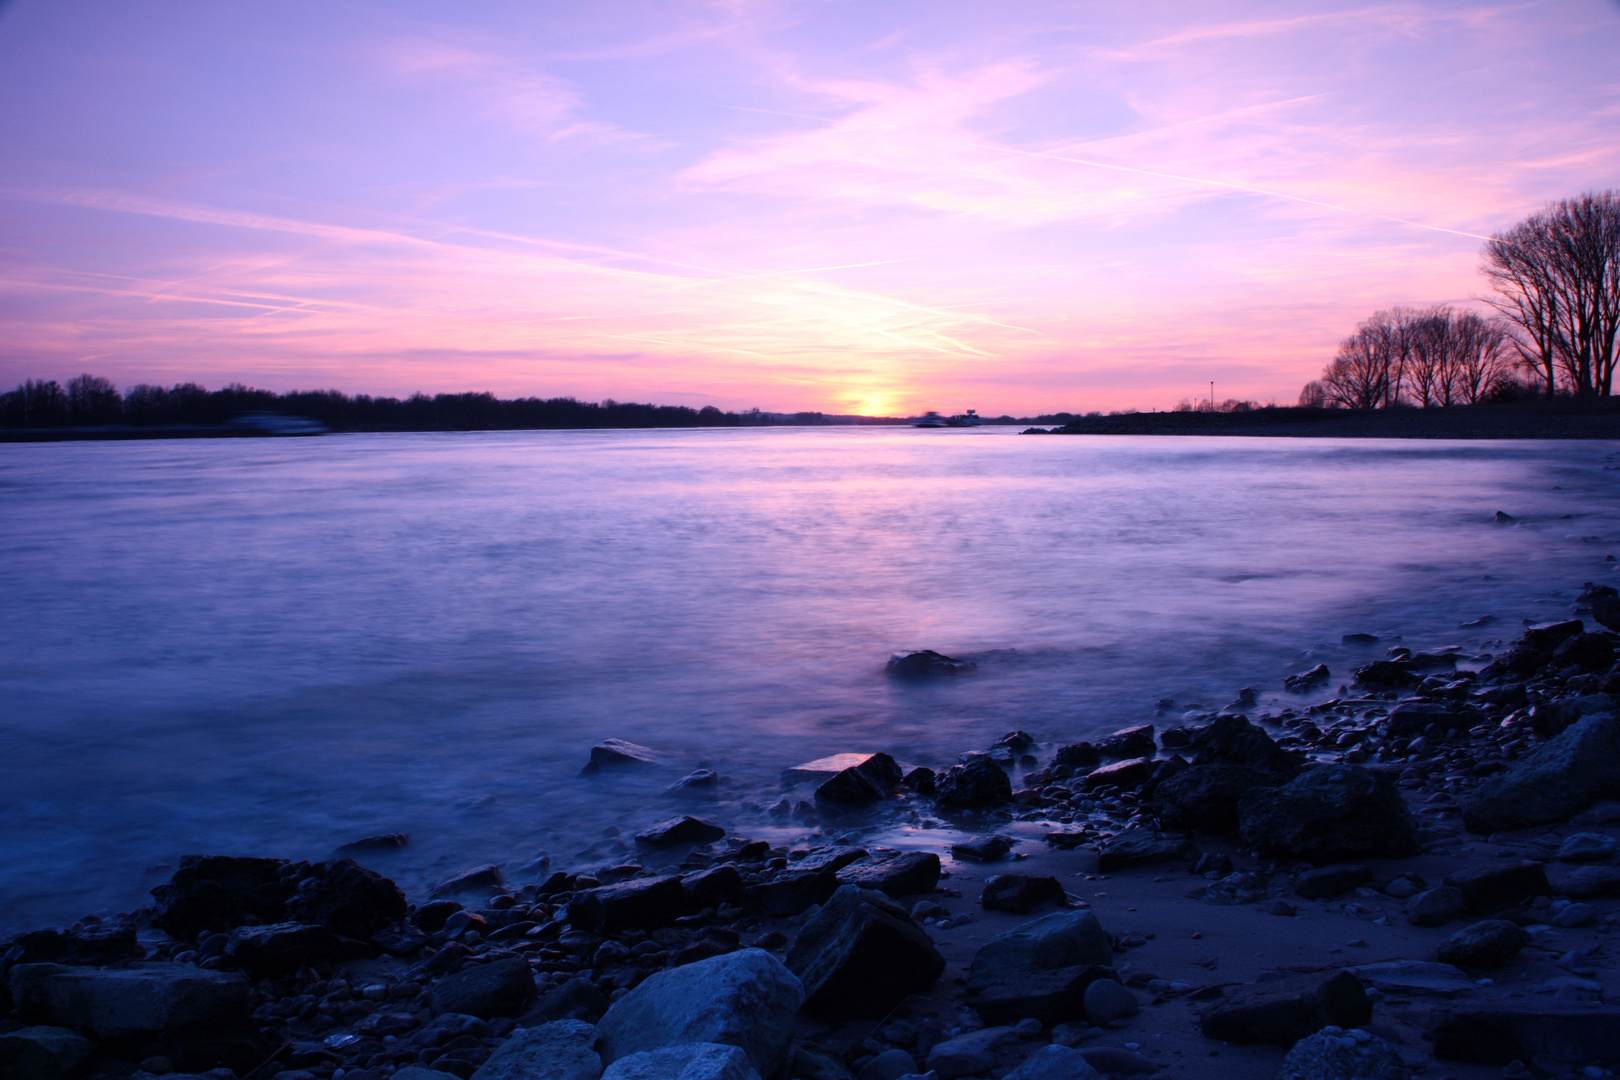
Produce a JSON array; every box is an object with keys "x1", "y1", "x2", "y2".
[{"x1": 1, "y1": 1, "x2": 1617, "y2": 415}]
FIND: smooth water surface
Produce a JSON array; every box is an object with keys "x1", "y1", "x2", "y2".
[{"x1": 2, "y1": 428, "x2": 1618, "y2": 928}]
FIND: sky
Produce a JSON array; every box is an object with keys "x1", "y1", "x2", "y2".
[{"x1": 0, "y1": 2, "x2": 1617, "y2": 416}]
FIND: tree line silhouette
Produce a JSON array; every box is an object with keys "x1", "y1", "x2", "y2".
[{"x1": 1301, "y1": 190, "x2": 1620, "y2": 408}]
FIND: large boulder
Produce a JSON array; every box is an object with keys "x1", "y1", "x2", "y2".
[
  {"x1": 981, "y1": 875, "x2": 1067, "y2": 914},
  {"x1": 1150, "y1": 765, "x2": 1284, "y2": 833},
  {"x1": 149, "y1": 855, "x2": 291, "y2": 940},
  {"x1": 1095, "y1": 725, "x2": 1155, "y2": 761},
  {"x1": 785, "y1": 885, "x2": 944, "y2": 1021},
  {"x1": 966, "y1": 909, "x2": 1116, "y2": 1025},
  {"x1": 815, "y1": 754, "x2": 903, "y2": 809},
  {"x1": 934, "y1": 755, "x2": 1012, "y2": 810},
  {"x1": 602, "y1": 1043, "x2": 761, "y2": 1080},
  {"x1": 596, "y1": 948, "x2": 803, "y2": 1077},
  {"x1": 1197, "y1": 970, "x2": 1371, "y2": 1046},
  {"x1": 429, "y1": 957, "x2": 537, "y2": 1019},
  {"x1": 1462, "y1": 713, "x2": 1620, "y2": 832},
  {"x1": 9, "y1": 962, "x2": 254, "y2": 1041},
  {"x1": 1238, "y1": 764, "x2": 1417, "y2": 861},
  {"x1": 1188, "y1": 716, "x2": 1299, "y2": 775},
  {"x1": 283, "y1": 858, "x2": 408, "y2": 938},
  {"x1": 470, "y1": 1019, "x2": 601, "y2": 1080}
]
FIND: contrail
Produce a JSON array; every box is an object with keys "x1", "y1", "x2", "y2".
[{"x1": 976, "y1": 142, "x2": 1499, "y2": 243}]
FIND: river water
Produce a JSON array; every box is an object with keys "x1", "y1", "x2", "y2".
[{"x1": 2, "y1": 428, "x2": 1618, "y2": 930}]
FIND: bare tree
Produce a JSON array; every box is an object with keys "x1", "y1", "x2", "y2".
[
  {"x1": 1482, "y1": 190, "x2": 1620, "y2": 396},
  {"x1": 1298, "y1": 380, "x2": 1330, "y2": 408},
  {"x1": 1321, "y1": 309, "x2": 1408, "y2": 408},
  {"x1": 1448, "y1": 310, "x2": 1511, "y2": 404}
]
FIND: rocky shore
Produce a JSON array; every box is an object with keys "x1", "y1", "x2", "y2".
[{"x1": 7, "y1": 587, "x2": 1620, "y2": 1080}]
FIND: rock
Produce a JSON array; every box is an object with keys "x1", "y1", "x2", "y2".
[
  {"x1": 791, "y1": 1044, "x2": 856, "y2": 1080},
  {"x1": 816, "y1": 754, "x2": 904, "y2": 808},
  {"x1": 1053, "y1": 743, "x2": 1101, "y2": 770},
  {"x1": 469, "y1": 1019, "x2": 601, "y2": 1080},
  {"x1": 602, "y1": 1043, "x2": 761, "y2": 1080},
  {"x1": 1349, "y1": 960, "x2": 1476, "y2": 997},
  {"x1": 669, "y1": 769, "x2": 719, "y2": 794},
  {"x1": 1284, "y1": 664, "x2": 1332, "y2": 692},
  {"x1": 1354, "y1": 660, "x2": 1418, "y2": 686},
  {"x1": 1553, "y1": 863, "x2": 1620, "y2": 897},
  {"x1": 1095, "y1": 726, "x2": 1155, "y2": 761},
  {"x1": 1295, "y1": 864, "x2": 1371, "y2": 899},
  {"x1": 149, "y1": 855, "x2": 291, "y2": 940},
  {"x1": 1427, "y1": 1004, "x2": 1620, "y2": 1065},
  {"x1": 1551, "y1": 902, "x2": 1596, "y2": 927},
  {"x1": 796, "y1": 846, "x2": 869, "y2": 872},
  {"x1": 783, "y1": 754, "x2": 889, "y2": 785},
  {"x1": 1149, "y1": 765, "x2": 1282, "y2": 832},
  {"x1": 1204, "y1": 871, "x2": 1269, "y2": 905},
  {"x1": 7, "y1": 920, "x2": 143, "y2": 968},
  {"x1": 1196, "y1": 971, "x2": 1372, "y2": 1046},
  {"x1": 1342, "y1": 633, "x2": 1379, "y2": 644},
  {"x1": 683, "y1": 865, "x2": 745, "y2": 909},
  {"x1": 1442, "y1": 862, "x2": 1550, "y2": 913},
  {"x1": 1080, "y1": 757, "x2": 1154, "y2": 790},
  {"x1": 418, "y1": 1013, "x2": 491, "y2": 1047},
  {"x1": 1187, "y1": 716, "x2": 1298, "y2": 776},
  {"x1": 786, "y1": 885, "x2": 945, "y2": 1021},
  {"x1": 1075, "y1": 1047, "x2": 1157, "y2": 1075},
  {"x1": 1462, "y1": 713, "x2": 1620, "y2": 832},
  {"x1": 1004, "y1": 1044, "x2": 1103, "y2": 1080},
  {"x1": 1554, "y1": 632, "x2": 1615, "y2": 670},
  {"x1": 1082, "y1": 978, "x2": 1137, "y2": 1024},
  {"x1": 1556, "y1": 832, "x2": 1617, "y2": 861},
  {"x1": 902, "y1": 766, "x2": 936, "y2": 795},
  {"x1": 981, "y1": 874, "x2": 1068, "y2": 914},
  {"x1": 926, "y1": 1027, "x2": 1013, "y2": 1079},
  {"x1": 635, "y1": 816, "x2": 726, "y2": 846},
  {"x1": 1278, "y1": 1029, "x2": 1405, "y2": 1080},
  {"x1": 1531, "y1": 694, "x2": 1616, "y2": 737},
  {"x1": 595, "y1": 948, "x2": 803, "y2": 1077},
  {"x1": 856, "y1": 1048, "x2": 919, "y2": 1080},
  {"x1": 0, "y1": 1026, "x2": 97, "y2": 1080},
  {"x1": 996, "y1": 730, "x2": 1037, "y2": 751},
  {"x1": 583, "y1": 738, "x2": 663, "y2": 773},
  {"x1": 837, "y1": 851, "x2": 941, "y2": 897},
  {"x1": 1405, "y1": 887, "x2": 1466, "y2": 927},
  {"x1": 1436, "y1": 920, "x2": 1527, "y2": 968},
  {"x1": 224, "y1": 922, "x2": 361, "y2": 978},
  {"x1": 886, "y1": 649, "x2": 976, "y2": 677},
  {"x1": 951, "y1": 836, "x2": 1013, "y2": 862},
  {"x1": 744, "y1": 868, "x2": 839, "y2": 917},
  {"x1": 966, "y1": 909, "x2": 1116, "y2": 1026},
  {"x1": 433, "y1": 864, "x2": 504, "y2": 898},
  {"x1": 429, "y1": 957, "x2": 537, "y2": 1018},
  {"x1": 283, "y1": 858, "x2": 408, "y2": 938},
  {"x1": 1095, "y1": 828, "x2": 1194, "y2": 872},
  {"x1": 569, "y1": 875, "x2": 688, "y2": 933},
  {"x1": 398, "y1": 1069, "x2": 464, "y2": 1080},
  {"x1": 520, "y1": 976, "x2": 610, "y2": 1026},
  {"x1": 934, "y1": 755, "x2": 1013, "y2": 809},
  {"x1": 9, "y1": 962, "x2": 254, "y2": 1041},
  {"x1": 413, "y1": 899, "x2": 464, "y2": 932},
  {"x1": 1238, "y1": 764, "x2": 1417, "y2": 861}
]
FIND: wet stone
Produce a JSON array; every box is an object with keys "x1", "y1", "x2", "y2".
[
  {"x1": 981, "y1": 874, "x2": 1068, "y2": 914},
  {"x1": 950, "y1": 835, "x2": 1013, "y2": 862},
  {"x1": 635, "y1": 816, "x2": 726, "y2": 846},
  {"x1": 886, "y1": 649, "x2": 976, "y2": 677},
  {"x1": 934, "y1": 755, "x2": 1013, "y2": 810},
  {"x1": 583, "y1": 738, "x2": 663, "y2": 773}
]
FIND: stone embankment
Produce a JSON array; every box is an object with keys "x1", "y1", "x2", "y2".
[{"x1": 7, "y1": 589, "x2": 1620, "y2": 1080}]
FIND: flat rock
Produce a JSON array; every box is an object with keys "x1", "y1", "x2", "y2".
[
  {"x1": 0, "y1": 1026, "x2": 96, "y2": 1080},
  {"x1": 1349, "y1": 960, "x2": 1476, "y2": 997},
  {"x1": 1295, "y1": 864, "x2": 1371, "y2": 899},
  {"x1": 744, "y1": 868, "x2": 839, "y2": 917},
  {"x1": 981, "y1": 874, "x2": 1068, "y2": 914},
  {"x1": 635, "y1": 816, "x2": 726, "y2": 846},
  {"x1": 1196, "y1": 970, "x2": 1372, "y2": 1046},
  {"x1": 1462, "y1": 713, "x2": 1620, "y2": 831},
  {"x1": 596, "y1": 948, "x2": 803, "y2": 1077},
  {"x1": 429, "y1": 957, "x2": 537, "y2": 1019},
  {"x1": 836, "y1": 851, "x2": 941, "y2": 897},
  {"x1": 1436, "y1": 920, "x2": 1526, "y2": 968},
  {"x1": 934, "y1": 755, "x2": 1013, "y2": 809},
  {"x1": 601, "y1": 1043, "x2": 761, "y2": 1080},
  {"x1": 786, "y1": 885, "x2": 944, "y2": 1021},
  {"x1": 1005, "y1": 1044, "x2": 1103, "y2": 1080},
  {"x1": 1080, "y1": 757, "x2": 1153, "y2": 791},
  {"x1": 9, "y1": 962, "x2": 254, "y2": 1041},
  {"x1": 469, "y1": 1019, "x2": 601, "y2": 1080},
  {"x1": 1427, "y1": 1004, "x2": 1620, "y2": 1065},
  {"x1": 1096, "y1": 828, "x2": 1194, "y2": 872},
  {"x1": 1238, "y1": 764, "x2": 1417, "y2": 861},
  {"x1": 967, "y1": 909, "x2": 1115, "y2": 1026}
]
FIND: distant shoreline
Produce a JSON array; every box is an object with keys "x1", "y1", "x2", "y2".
[{"x1": 1026, "y1": 401, "x2": 1620, "y2": 440}]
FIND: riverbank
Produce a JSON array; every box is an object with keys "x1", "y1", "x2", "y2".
[
  {"x1": 5, "y1": 590, "x2": 1620, "y2": 1080},
  {"x1": 1026, "y1": 401, "x2": 1620, "y2": 439}
]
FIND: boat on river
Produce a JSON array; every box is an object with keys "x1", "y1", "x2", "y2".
[{"x1": 913, "y1": 411, "x2": 947, "y2": 427}]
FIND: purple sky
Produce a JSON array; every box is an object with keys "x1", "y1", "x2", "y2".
[{"x1": 1, "y1": 1, "x2": 1617, "y2": 414}]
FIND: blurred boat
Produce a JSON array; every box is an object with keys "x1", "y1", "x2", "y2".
[{"x1": 913, "y1": 411, "x2": 947, "y2": 427}]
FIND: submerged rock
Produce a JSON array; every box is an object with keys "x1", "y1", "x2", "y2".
[
  {"x1": 786, "y1": 885, "x2": 944, "y2": 1021},
  {"x1": 583, "y1": 738, "x2": 664, "y2": 773},
  {"x1": 1284, "y1": 664, "x2": 1332, "y2": 692},
  {"x1": 635, "y1": 815, "x2": 726, "y2": 846},
  {"x1": 886, "y1": 650, "x2": 976, "y2": 677}
]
